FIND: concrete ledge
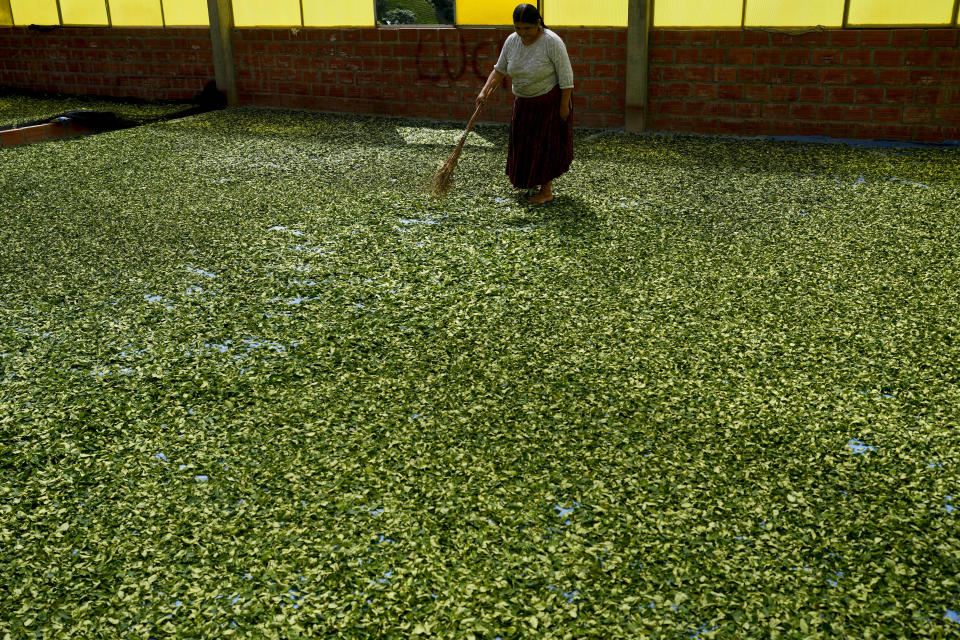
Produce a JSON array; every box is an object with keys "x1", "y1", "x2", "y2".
[{"x1": 0, "y1": 121, "x2": 92, "y2": 148}]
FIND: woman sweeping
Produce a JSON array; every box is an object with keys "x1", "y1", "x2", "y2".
[{"x1": 477, "y1": 3, "x2": 575, "y2": 205}]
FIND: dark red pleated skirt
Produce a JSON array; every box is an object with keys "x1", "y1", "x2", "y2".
[{"x1": 506, "y1": 85, "x2": 574, "y2": 189}]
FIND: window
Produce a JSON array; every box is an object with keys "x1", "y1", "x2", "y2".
[{"x1": 376, "y1": 0, "x2": 454, "y2": 25}]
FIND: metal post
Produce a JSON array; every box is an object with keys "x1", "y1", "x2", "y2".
[
  {"x1": 207, "y1": 0, "x2": 238, "y2": 106},
  {"x1": 625, "y1": 0, "x2": 652, "y2": 132},
  {"x1": 0, "y1": 0, "x2": 14, "y2": 26},
  {"x1": 842, "y1": 0, "x2": 851, "y2": 27},
  {"x1": 952, "y1": 0, "x2": 959, "y2": 26}
]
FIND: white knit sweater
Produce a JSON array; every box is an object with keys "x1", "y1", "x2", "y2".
[{"x1": 494, "y1": 29, "x2": 575, "y2": 98}]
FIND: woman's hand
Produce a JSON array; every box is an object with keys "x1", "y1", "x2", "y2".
[
  {"x1": 559, "y1": 100, "x2": 570, "y2": 121},
  {"x1": 476, "y1": 90, "x2": 490, "y2": 110}
]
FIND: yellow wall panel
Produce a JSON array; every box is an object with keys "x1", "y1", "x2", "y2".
[
  {"x1": 456, "y1": 0, "x2": 516, "y2": 25},
  {"x1": 654, "y1": 0, "x2": 742, "y2": 26},
  {"x1": 233, "y1": 0, "x2": 301, "y2": 26},
  {"x1": 303, "y1": 0, "x2": 374, "y2": 26},
  {"x1": 162, "y1": 0, "x2": 208, "y2": 25},
  {"x1": 1, "y1": 2, "x2": 13, "y2": 25},
  {"x1": 110, "y1": 0, "x2": 163, "y2": 25},
  {"x1": 746, "y1": 0, "x2": 843, "y2": 26},
  {"x1": 11, "y1": 0, "x2": 59, "y2": 24},
  {"x1": 60, "y1": 0, "x2": 108, "y2": 24},
  {"x1": 848, "y1": 0, "x2": 953, "y2": 24},
  {"x1": 547, "y1": 0, "x2": 627, "y2": 26}
]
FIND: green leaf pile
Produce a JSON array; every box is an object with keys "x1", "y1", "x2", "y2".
[{"x1": 1, "y1": 102, "x2": 959, "y2": 639}]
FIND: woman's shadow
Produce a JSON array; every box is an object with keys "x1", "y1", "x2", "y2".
[{"x1": 503, "y1": 191, "x2": 597, "y2": 232}]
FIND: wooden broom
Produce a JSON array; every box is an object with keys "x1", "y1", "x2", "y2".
[{"x1": 430, "y1": 103, "x2": 485, "y2": 197}]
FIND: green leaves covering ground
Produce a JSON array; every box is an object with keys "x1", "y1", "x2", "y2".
[
  {"x1": 0, "y1": 93, "x2": 192, "y2": 127},
  {"x1": 1, "y1": 105, "x2": 959, "y2": 639}
]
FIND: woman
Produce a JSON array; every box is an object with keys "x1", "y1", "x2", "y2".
[{"x1": 476, "y1": 4, "x2": 575, "y2": 205}]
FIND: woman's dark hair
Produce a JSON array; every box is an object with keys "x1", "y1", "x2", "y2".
[{"x1": 513, "y1": 3, "x2": 545, "y2": 28}]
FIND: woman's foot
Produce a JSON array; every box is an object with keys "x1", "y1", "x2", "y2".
[{"x1": 528, "y1": 184, "x2": 553, "y2": 205}]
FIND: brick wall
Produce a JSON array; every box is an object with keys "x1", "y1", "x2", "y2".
[
  {"x1": 649, "y1": 28, "x2": 960, "y2": 142},
  {"x1": 0, "y1": 27, "x2": 213, "y2": 100},
  {"x1": 233, "y1": 27, "x2": 627, "y2": 129},
  {"x1": 2, "y1": 25, "x2": 958, "y2": 141}
]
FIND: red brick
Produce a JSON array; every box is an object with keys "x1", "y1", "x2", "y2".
[
  {"x1": 656, "y1": 100, "x2": 684, "y2": 115},
  {"x1": 877, "y1": 69, "x2": 910, "y2": 85},
  {"x1": 914, "y1": 125, "x2": 945, "y2": 141},
  {"x1": 772, "y1": 120, "x2": 802, "y2": 135},
  {"x1": 855, "y1": 88, "x2": 884, "y2": 104},
  {"x1": 578, "y1": 78, "x2": 603, "y2": 94},
  {"x1": 849, "y1": 69, "x2": 877, "y2": 85},
  {"x1": 873, "y1": 106, "x2": 902, "y2": 122},
  {"x1": 861, "y1": 30, "x2": 892, "y2": 46},
  {"x1": 812, "y1": 49, "x2": 843, "y2": 65},
  {"x1": 685, "y1": 66, "x2": 712, "y2": 82},
  {"x1": 905, "y1": 50, "x2": 936, "y2": 67},
  {"x1": 592, "y1": 95, "x2": 615, "y2": 111},
  {"x1": 885, "y1": 88, "x2": 915, "y2": 104},
  {"x1": 736, "y1": 103, "x2": 763, "y2": 118},
  {"x1": 690, "y1": 30, "x2": 716, "y2": 45},
  {"x1": 718, "y1": 85, "x2": 743, "y2": 100},
  {"x1": 765, "y1": 67, "x2": 792, "y2": 84},
  {"x1": 910, "y1": 69, "x2": 941, "y2": 86},
  {"x1": 650, "y1": 48, "x2": 675, "y2": 63},
  {"x1": 756, "y1": 49, "x2": 783, "y2": 65},
  {"x1": 714, "y1": 67, "x2": 737, "y2": 82},
  {"x1": 792, "y1": 68, "x2": 819, "y2": 84},
  {"x1": 935, "y1": 107, "x2": 960, "y2": 124},
  {"x1": 772, "y1": 85, "x2": 799, "y2": 101},
  {"x1": 882, "y1": 124, "x2": 914, "y2": 140},
  {"x1": 605, "y1": 47, "x2": 626, "y2": 62},
  {"x1": 717, "y1": 31, "x2": 742, "y2": 46},
  {"x1": 738, "y1": 68, "x2": 763, "y2": 83},
  {"x1": 566, "y1": 30, "x2": 592, "y2": 45},
  {"x1": 857, "y1": 123, "x2": 885, "y2": 139},
  {"x1": 605, "y1": 79, "x2": 626, "y2": 94},
  {"x1": 917, "y1": 88, "x2": 947, "y2": 104},
  {"x1": 743, "y1": 31, "x2": 770, "y2": 46},
  {"x1": 581, "y1": 45, "x2": 605, "y2": 61},
  {"x1": 647, "y1": 84, "x2": 667, "y2": 100},
  {"x1": 892, "y1": 29, "x2": 925, "y2": 47},
  {"x1": 676, "y1": 48, "x2": 701, "y2": 63},
  {"x1": 799, "y1": 86, "x2": 825, "y2": 102},
  {"x1": 692, "y1": 84, "x2": 718, "y2": 99},
  {"x1": 592, "y1": 30, "x2": 622, "y2": 45},
  {"x1": 784, "y1": 49, "x2": 811, "y2": 65},
  {"x1": 684, "y1": 100, "x2": 707, "y2": 115},
  {"x1": 661, "y1": 30, "x2": 690, "y2": 45},
  {"x1": 692, "y1": 118, "x2": 719, "y2": 134},
  {"x1": 700, "y1": 48, "x2": 724, "y2": 64},
  {"x1": 938, "y1": 50, "x2": 960, "y2": 66},
  {"x1": 903, "y1": 107, "x2": 933, "y2": 123},
  {"x1": 827, "y1": 122, "x2": 859, "y2": 138},
  {"x1": 927, "y1": 30, "x2": 958, "y2": 47},
  {"x1": 763, "y1": 103, "x2": 790, "y2": 119},
  {"x1": 728, "y1": 48, "x2": 754, "y2": 65},
  {"x1": 668, "y1": 82, "x2": 691, "y2": 97},
  {"x1": 593, "y1": 63, "x2": 618, "y2": 78},
  {"x1": 821, "y1": 68, "x2": 847, "y2": 84},
  {"x1": 799, "y1": 31, "x2": 829, "y2": 46},
  {"x1": 661, "y1": 66, "x2": 685, "y2": 81},
  {"x1": 874, "y1": 50, "x2": 904, "y2": 66},
  {"x1": 830, "y1": 30, "x2": 860, "y2": 47},
  {"x1": 818, "y1": 105, "x2": 844, "y2": 121},
  {"x1": 745, "y1": 84, "x2": 771, "y2": 101}
]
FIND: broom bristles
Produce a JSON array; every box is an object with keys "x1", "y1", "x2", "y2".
[
  {"x1": 430, "y1": 136, "x2": 467, "y2": 197},
  {"x1": 430, "y1": 104, "x2": 483, "y2": 197}
]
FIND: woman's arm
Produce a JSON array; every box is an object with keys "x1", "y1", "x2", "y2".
[
  {"x1": 477, "y1": 69, "x2": 505, "y2": 109},
  {"x1": 560, "y1": 87, "x2": 573, "y2": 120}
]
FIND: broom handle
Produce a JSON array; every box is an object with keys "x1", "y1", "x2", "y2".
[{"x1": 459, "y1": 104, "x2": 484, "y2": 141}]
